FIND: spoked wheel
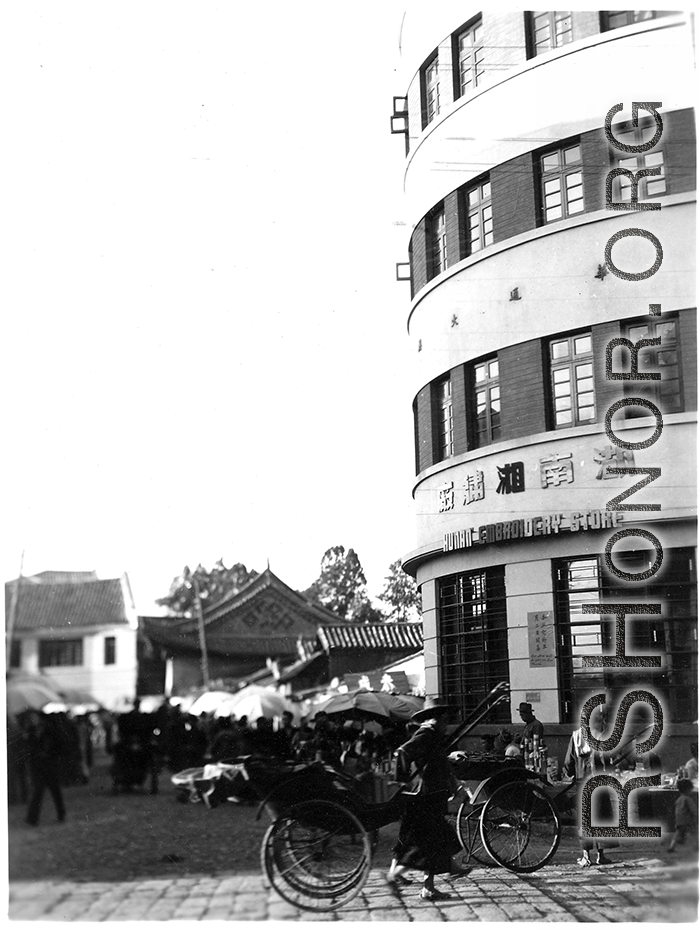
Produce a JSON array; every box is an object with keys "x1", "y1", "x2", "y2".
[
  {"x1": 261, "y1": 800, "x2": 372, "y2": 911},
  {"x1": 456, "y1": 802, "x2": 492, "y2": 866},
  {"x1": 479, "y1": 781, "x2": 561, "y2": 873}
]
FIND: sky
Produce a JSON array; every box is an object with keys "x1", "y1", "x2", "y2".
[{"x1": 3, "y1": 2, "x2": 432, "y2": 612}]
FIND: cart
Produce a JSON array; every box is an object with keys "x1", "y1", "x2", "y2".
[{"x1": 175, "y1": 683, "x2": 569, "y2": 910}]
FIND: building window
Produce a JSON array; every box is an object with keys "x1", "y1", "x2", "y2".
[
  {"x1": 9, "y1": 639, "x2": 21, "y2": 668},
  {"x1": 473, "y1": 357, "x2": 501, "y2": 446},
  {"x1": 39, "y1": 638, "x2": 83, "y2": 667},
  {"x1": 610, "y1": 121, "x2": 666, "y2": 202},
  {"x1": 422, "y1": 52, "x2": 441, "y2": 128},
  {"x1": 455, "y1": 19, "x2": 485, "y2": 96},
  {"x1": 619, "y1": 315, "x2": 682, "y2": 414},
  {"x1": 529, "y1": 11, "x2": 573, "y2": 56},
  {"x1": 465, "y1": 178, "x2": 493, "y2": 254},
  {"x1": 555, "y1": 549, "x2": 697, "y2": 723},
  {"x1": 104, "y1": 635, "x2": 116, "y2": 665},
  {"x1": 550, "y1": 332, "x2": 595, "y2": 427},
  {"x1": 435, "y1": 376, "x2": 454, "y2": 460},
  {"x1": 601, "y1": 11, "x2": 664, "y2": 31},
  {"x1": 439, "y1": 567, "x2": 509, "y2": 723},
  {"x1": 540, "y1": 143, "x2": 584, "y2": 223},
  {"x1": 428, "y1": 206, "x2": 447, "y2": 279}
]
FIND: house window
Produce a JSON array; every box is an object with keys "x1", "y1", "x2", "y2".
[
  {"x1": 428, "y1": 206, "x2": 447, "y2": 279},
  {"x1": 540, "y1": 143, "x2": 584, "y2": 223},
  {"x1": 422, "y1": 53, "x2": 441, "y2": 127},
  {"x1": 550, "y1": 333, "x2": 595, "y2": 427},
  {"x1": 529, "y1": 11, "x2": 573, "y2": 56},
  {"x1": 465, "y1": 179, "x2": 493, "y2": 254},
  {"x1": 620, "y1": 315, "x2": 682, "y2": 414},
  {"x1": 9, "y1": 639, "x2": 21, "y2": 668},
  {"x1": 39, "y1": 638, "x2": 83, "y2": 667},
  {"x1": 455, "y1": 19, "x2": 485, "y2": 96},
  {"x1": 474, "y1": 358, "x2": 501, "y2": 446},
  {"x1": 610, "y1": 122, "x2": 666, "y2": 202},
  {"x1": 439, "y1": 567, "x2": 509, "y2": 723},
  {"x1": 555, "y1": 549, "x2": 697, "y2": 723},
  {"x1": 601, "y1": 11, "x2": 663, "y2": 31},
  {"x1": 435, "y1": 376, "x2": 454, "y2": 460},
  {"x1": 104, "y1": 636, "x2": 116, "y2": 665}
]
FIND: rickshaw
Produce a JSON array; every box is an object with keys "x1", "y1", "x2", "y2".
[{"x1": 172, "y1": 683, "x2": 568, "y2": 911}]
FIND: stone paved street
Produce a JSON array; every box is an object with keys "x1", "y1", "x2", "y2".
[{"x1": 9, "y1": 855, "x2": 697, "y2": 922}]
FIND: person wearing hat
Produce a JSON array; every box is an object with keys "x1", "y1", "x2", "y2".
[
  {"x1": 387, "y1": 697, "x2": 463, "y2": 900},
  {"x1": 518, "y1": 702, "x2": 544, "y2": 743}
]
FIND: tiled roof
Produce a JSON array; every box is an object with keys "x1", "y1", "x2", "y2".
[
  {"x1": 317, "y1": 623, "x2": 424, "y2": 652},
  {"x1": 26, "y1": 571, "x2": 99, "y2": 585},
  {"x1": 5, "y1": 577, "x2": 130, "y2": 632}
]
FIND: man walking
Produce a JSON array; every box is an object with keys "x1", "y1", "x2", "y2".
[{"x1": 24, "y1": 711, "x2": 66, "y2": 826}]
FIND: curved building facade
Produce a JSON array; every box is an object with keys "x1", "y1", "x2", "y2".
[{"x1": 395, "y1": 10, "x2": 696, "y2": 757}]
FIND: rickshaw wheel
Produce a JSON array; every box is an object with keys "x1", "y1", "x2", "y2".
[
  {"x1": 261, "y1": 800, "x2": 372, "y2": 911},
  {"x1": 455, "y1": 802, "x2": 493, "y2": 866},
  {"x1": 479, "y1": 781, "x2": 561, "y2": 873}
]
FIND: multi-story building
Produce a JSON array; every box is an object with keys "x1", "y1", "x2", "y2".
[{"x1": 393, "y1": 10, "x2": 696, "y2": 761}]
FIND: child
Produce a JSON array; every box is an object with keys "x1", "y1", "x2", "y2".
[{"x1": 668, "y1": 779, "x2": 698, "y2": 852}]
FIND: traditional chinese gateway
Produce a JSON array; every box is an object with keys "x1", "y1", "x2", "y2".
[{"x1": 392, "y1": 9, "x2": 696, "y2": 763}]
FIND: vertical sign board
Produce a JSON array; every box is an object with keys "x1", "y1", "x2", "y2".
[{"x1": 527, "y1": 610, "x2": 555, "y2": 667}]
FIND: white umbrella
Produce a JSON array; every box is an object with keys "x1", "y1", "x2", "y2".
[
  {"x1": 187, "y1": 690, "x2": 239, "y2": 716},
  {"x1": 6, "y1": 677, "x2": 63, "y2": 716},
  {"x1": 213, "y1": 686, "x2": 299, "y2": 722}
]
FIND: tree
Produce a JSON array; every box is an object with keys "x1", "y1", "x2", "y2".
[
  {"x1": 377, "y1": 559, "x2": 421, "y2": 622},
  {"x1": 157, "y1": 559, "x2": 258, "y2": 616},
  {"x1": 304, "y1": 546, "x2": 379, "y2": 621}
]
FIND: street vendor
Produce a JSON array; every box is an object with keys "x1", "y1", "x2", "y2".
[{"x1": 387, "y1": 697, "x2": 464, "y2": 900}]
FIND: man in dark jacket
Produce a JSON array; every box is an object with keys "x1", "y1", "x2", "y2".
[{"x1": 24, "y1": 711, "x2": 66, "y2": 826}]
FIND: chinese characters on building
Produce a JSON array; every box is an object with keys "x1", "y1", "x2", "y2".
[{"x1": 527, "y1": 611, "x2": 556, "y2": 668}]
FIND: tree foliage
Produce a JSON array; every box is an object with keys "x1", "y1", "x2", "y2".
[
  {"x1": 304, "y1": 545, "x2": 380, "y2": 621},
  {"x1": 377, "y1": 559, "x2": 421, "y2": 622},
  {"x1": 157, "y1": 559, "x2": 258, "y2": 616}
]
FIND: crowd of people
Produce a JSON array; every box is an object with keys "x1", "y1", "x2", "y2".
[{"x1": 9, "y1": 694, "x2": 698, "y2": 872}]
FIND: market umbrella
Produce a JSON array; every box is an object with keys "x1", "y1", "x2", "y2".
[
  {"x1": 213, "y1": 685, "x2": 299, "y2": 722},
  {"x1": 6, "y1": 677, "x2": 63, "y2": 716},
  {"x1": 309, "y1": 689, "x2": 425, "y2": 722},
  {"x1": 187, "y1": 690, "x2": 239, "y2": 716}
]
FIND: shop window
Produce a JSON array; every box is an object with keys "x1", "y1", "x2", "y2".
[
  {"x1": 39, "y1": 638, "x2": 83, "y2": 667},
  {"x1": 104, "y1": 635, "x2": 116, "y2": 665},
  {"x1": 421, "y1": 52, "x2": 441, "y2": 128},
  {"x1": 555, "y1": 549, "x2": 697, "y2": 723},
  {"x1": 616, "y1": 315, "x2": 683, "y2": 415},
  {"x1": 428, "y1": 205, "x2": 447, "y2": 279},
  {"x1": 439, "y1": 567, "x2": 509, "y2": 723},
  {"x1": 549, "y1": 332, "x2": 595, "y2": 427},
  {"x1": 435, "y1": 375, "x2": 454, "y2": 461},
  {"x1": 528, "y1": 11, "x2": 573, "y2": 57},
  {"x1": 454, "y1": 18, "x2": 485, "y2": 97},
  {"x1": 539, "y1": 143, "x2": 584, "y2": 224},
  {"x1": 473, "y1": 357, "x2": 501, "y2": 446},
  {"x1": 465, "y1": 178, "x2": 493, "y2": 254}
]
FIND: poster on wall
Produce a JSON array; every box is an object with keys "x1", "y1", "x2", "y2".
[{"x1": 527, "y1": 610, "x2": 555, "y2": 668}]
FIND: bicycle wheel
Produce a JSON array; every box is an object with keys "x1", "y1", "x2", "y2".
[
  {"x1": 261, "y1": 800, "x2": 372, "y2": 911},
  {"x1": 455, "y1": 802, "x2": 492, "y2": 866},
  {"x1": 480, "y1": 781, "x2": 561, "y2": 873}
]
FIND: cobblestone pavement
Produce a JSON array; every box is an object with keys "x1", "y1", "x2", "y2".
[{"x1": 9, "y1": 855, "x2": 697, "y2": 922}]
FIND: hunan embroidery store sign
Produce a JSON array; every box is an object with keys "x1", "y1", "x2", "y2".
[{"x1": 443, "y1": 510, "x2": 624, "y2": 552}]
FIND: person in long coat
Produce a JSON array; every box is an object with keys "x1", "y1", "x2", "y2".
[
  {"x1": 24, "y1": 711, "x2": 67, "y2": 826},
  {"x1": 563, "y1": 713, "x2": 619, "y2": 866},
  {"x1": 387, "y1": 697, "x2": 462, "y2": 900}
]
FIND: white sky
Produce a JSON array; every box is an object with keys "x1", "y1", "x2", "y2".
[{"x1": 2, "y1": 2, "x2": 431, "y2": 611}]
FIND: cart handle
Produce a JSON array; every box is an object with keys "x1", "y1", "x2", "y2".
[{"x1": 446, "y1": 692, "x2": 510, "y2": 751}]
